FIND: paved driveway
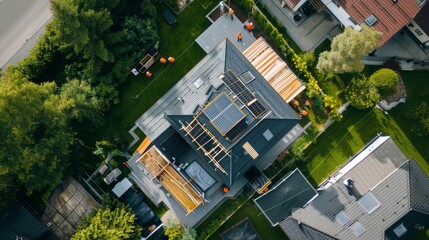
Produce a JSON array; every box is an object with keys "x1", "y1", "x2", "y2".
[{"x1": 0, "y1": 0, "x2": 52, "y2": 68}]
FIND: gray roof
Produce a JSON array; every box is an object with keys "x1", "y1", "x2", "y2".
[
  {"x1": 254, "y1": 169, "x2": 317, "y2": 225},
  {"x1": 279, "y1": 136, "x2": 429, "y2": 240},
  {"x1": 137, "y1": 39, "x2": 301, "y2": 186}
]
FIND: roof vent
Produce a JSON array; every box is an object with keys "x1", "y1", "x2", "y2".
[
  {"x1": 365, "y1": 15, "x2": 377, "y2": 26},
  {"x1": 392, "y1": 0, "x2": 398, "y2": 3},
  {"x1": 177, "y1": 97, "x2": 185, "y2": 103},
  {"x1": 343, "y1": 178, "x2": 361, "y2": 199}
]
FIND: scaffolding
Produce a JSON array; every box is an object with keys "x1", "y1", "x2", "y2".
[
  {"x1": 180, "y1": 117, "x2": 230, "y2": 175},
  {"x1": 136, "y1": 147, "x2": 203, "y2": 214}
]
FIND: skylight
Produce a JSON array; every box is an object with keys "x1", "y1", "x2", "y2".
[
  {"x1": 262, "y1": 129, "x2": 273, "y2": 141},
  {"x1": 358, "y1": 192, "x2": 381, "y2": 214},
  {"x1": 335, "y1": 210, "x2": 351, "y2": 226},
  {"x1": 240, "y1": 71, "x2": 255, "y2": 84},
  {"x1": 193, "y1": 77, "x2": 204, "y2": 89},
  {"x1": 393, "y1": 223, "x2": 407, "y2": 237},
  {"x1": 350, "y1": 222, "x2": 366, "y2": 237},
  {"x1": 365, "y1": 15, "x2": 377, "y2": 26}
]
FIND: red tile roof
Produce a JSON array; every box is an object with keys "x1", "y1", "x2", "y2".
[
  {"x1": 338, "y1": 0, "x2": 423, "y2": 45},
  {"x1": 284, "y1": 0, "x2": 302, "y2": 9}
]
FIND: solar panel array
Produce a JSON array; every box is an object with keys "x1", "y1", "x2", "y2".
[
  {"x1": 203, "y1": 93, "x2": 245, "y2": 135},
  {"x1": 222, "y1": 71, "x2": 267, "y2": 118}
]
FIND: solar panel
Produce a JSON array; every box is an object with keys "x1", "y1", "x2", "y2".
[
  {"x1": 203, "y1": 93, "x2": 245, "y2": 135},
  {"x1": 248, "y1": 100, "x2": 266, "y2": 118},
  {"x1": 225, "y1": 119, "x2": 247, "y2": 141},
  {"x1": 222, "y1": 71, "x2": 255, "y2": 105}
]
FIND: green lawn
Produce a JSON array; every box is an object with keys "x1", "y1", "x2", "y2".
[
  {"x1": 390, "y1": 71, "x2": 429, "y2": 167},
  {"x1": 298, "y1": 107, "x2": 429, "y2": 185},
  {"x1": 100, "y1": 1, "x2": 211, "y2": 144},
  {"x1": 208, "y1": 201, "x2": 286, "y2": 240}
]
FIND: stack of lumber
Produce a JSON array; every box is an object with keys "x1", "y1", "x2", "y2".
[{"x1": 243, "y1": 38, "x2": 305, "y2": 103}]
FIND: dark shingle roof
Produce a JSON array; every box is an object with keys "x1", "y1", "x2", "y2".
[
  {"x1": 161, "y1": 39, "x2": 300, "y2": 186},
  {"x1": 254, "y1": 169, "x2": 317, "y2": 225}
]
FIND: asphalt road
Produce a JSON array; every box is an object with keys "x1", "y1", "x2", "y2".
[{"x1": 0, "y1": 0, "x2": 52, "y2": 68}]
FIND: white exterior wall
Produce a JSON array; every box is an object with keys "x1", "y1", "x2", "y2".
[
  {"x1": 321, "y1": 0, "x2": 361, "y2": 30},
  {"x1": 406, "y1": 20, "x2": 429, "y2": 47}
]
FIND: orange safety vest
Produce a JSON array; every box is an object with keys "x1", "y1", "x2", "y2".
[
  {"x1": 229, "y1": 8, "x2": 234, "y2": 15},
  {"x1": 237, "y1": 33, "x2": 242, "y2": 40},
  {"x1": 146, "y1": 71, "x2": 152, "y2": 77},
  {"x1": 246, "y1": 23, "x2": 253, "y2": 31},
  {"x1": 160, "y1": 57, "x2": 167, "y2": 63},
  {"x1": 168, "y1": 57, "x2": 175, "y2": 63}
]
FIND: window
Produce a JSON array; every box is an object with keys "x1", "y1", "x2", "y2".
[
  {"x1": 263, "y1": 129, "x2": 273, "y2": 141},
  {"x1": 240, "y1": 71, "x2": 255, "y2": 84},
  {"x1": 393, "y1": 223, "x2": 407, "y2": 237},
  {"x1": 358, "y1": 192, "x2": 381, "y2": 214},
  {"x1": 365, "y1": 15, "x2": 378, "y2": 26},
  {"x1": 193, "y1": 77, "x2": 204, "y2": 89},
  {"x1": 415, "y1": 29, "x2": 423, "y2": 36},
  {"x1": 335, "y1": 210, "x2": 350, "y2": 226},
  {"x1": 351, "y1": 222, "x2": 366, "y2": 237}
]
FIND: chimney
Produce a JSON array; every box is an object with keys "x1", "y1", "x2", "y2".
[{"x1": 343, "y1": 178, "x2": 361, "y2": 199}]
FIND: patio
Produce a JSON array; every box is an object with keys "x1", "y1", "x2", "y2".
[{"x1": 196, "y1": 13, "x2": 257, "y2": 53}]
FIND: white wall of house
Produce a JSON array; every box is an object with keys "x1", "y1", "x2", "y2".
[
  {"x1": 406, "y1": 20, "x2": 429, "y2": 47},
  {"x1": 321, "y1": 0, "x2": 361, "y2": 30}
]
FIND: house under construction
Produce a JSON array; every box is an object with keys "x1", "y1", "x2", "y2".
[{"x1": 128, "y1": 38, "x2": 304, "y2": 227}]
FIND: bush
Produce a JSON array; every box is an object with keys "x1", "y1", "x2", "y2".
[
  {"x1": 411, "y1": 102, "x2": 429, "y2": 137},
  {"x1": 369, "y1": 68, "x2": 398, "y2": 91},
  {"x1": 382, "y1": 58, "x2": 402, "y2": 71},
  {"x1": 345, "y1": 77, "x2": 380, "y2": 109}
]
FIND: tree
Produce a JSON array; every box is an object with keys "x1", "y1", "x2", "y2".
[
  {"x1": 411, "y1": 102, "x2": 429, "y2": 137},
  {"x1": 317, "y1": 25, "x2": 382, "y2": 73},
  {"x1": 71, "y1": 207, "x2": 141, "y2": 240},
  {"x1": 345, "y1": 77, "x2": 380, "y2": 109},
  {"x1": 123, "y1": 16, "x2": 159, "y2": 60},
  {"x1": 59, "y1": 79, "x2": 104, "y2": 124},
  {"x1": 49, "y1": 0, "x2": 122, "y2": 74},
  {"x1": 182, "y1": 228, "x2": 197, "y2": 240},
  {"x1": 369, "y1": 68, "x2": 398, "y2": 91},
  {"x1": 164, "y1": 219, "x2": 182, "y2": 240},
  {"x1": 0, "y1": 69, "x2": 73, "y2": 209}
]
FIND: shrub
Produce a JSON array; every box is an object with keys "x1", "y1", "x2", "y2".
[
  {"x1": 369, "y1": 68, "x2": 398, "y2": 91},
  {"x1": 345, "y1": 77, "x2": 380, "y2": 109},
  {"x1": 382, "y1": 58, "x2": 402, "y2": 71}
]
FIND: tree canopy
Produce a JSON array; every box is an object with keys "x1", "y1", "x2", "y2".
[
  {"x1": 316, "y1": 25, "x2": 382, "y2": 73},
  {"x1": 71, "y1": 207, "x2": 141, "y2": 240},
  {"x1": 345, "y1": 77, "x2": 380, "y2": 109},
  {"x1": 0, "y1": 69, "x2": 74, "y2": 209}
]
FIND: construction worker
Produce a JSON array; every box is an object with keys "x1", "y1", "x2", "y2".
[
  {"x1": 229, "y1": 7, "x2": 234, "y2": 20},
  {"x1": 146, "y1": 71, "x2": 152, "y2": 77},
  {"x1": 160, "y1": 57, "x2": 167, "y2": 64},
  {"x1": 244, "y1": 22, "x2": 254, "y2": 32},
  {"x1": 168, "y1": 57, "x2": 175, "y2": 63},
  {"x1": 236, "y1": 32, "x2": 242, "y2": 42}
]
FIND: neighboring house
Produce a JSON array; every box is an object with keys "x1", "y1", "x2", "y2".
[
  {"x1": 128, "y1": 39, "x2": 304, "y2": 227},
  {"x1": 406, "y1": 1, "x2": 429, "y2": 48},
  {"x1": 283, "y1": 0, "x2": 427, "y2": 46},
  {"x1": 0, "y1": 203, "x2": 58, "y2": 240},
  {"x1": 259, "y1": 135, "x2": 429, "y2": 239}
]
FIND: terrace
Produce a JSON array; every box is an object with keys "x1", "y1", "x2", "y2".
[{"x1": 136, "y1": 146, "x2": 203, "y2": 214}]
